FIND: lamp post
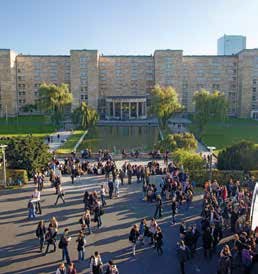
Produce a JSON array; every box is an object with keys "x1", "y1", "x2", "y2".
[
  {"x1": 0, "y1": 145, "x2": 7, "y2": 188},
  {"x1": 207, "y1": 146, "x2": 216, "y2": 181}
]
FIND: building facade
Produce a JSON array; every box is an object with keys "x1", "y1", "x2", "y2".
[
  {"x1": 0, "y1": 48, "x2": 258, "y2": 119},
  {"x1": 218, "y1": 35, "x2": 246, "y2": 56}
]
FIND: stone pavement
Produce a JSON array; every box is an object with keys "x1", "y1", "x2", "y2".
[{"x1": 0, "y1": 171, "x2": 257, "y2": 274}]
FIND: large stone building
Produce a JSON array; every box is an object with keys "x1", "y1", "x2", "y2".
[{"x1": 1, "y1": 48, "x2": 258, "y2": 120}]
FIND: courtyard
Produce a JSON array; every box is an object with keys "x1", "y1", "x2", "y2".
[{"x1": 0, "y1": 160, "x2": 218, "y2": 274}]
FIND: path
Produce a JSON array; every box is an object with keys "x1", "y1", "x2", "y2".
[{"x1": 46, "y1": 131, "x2": 72, "y2": 152}]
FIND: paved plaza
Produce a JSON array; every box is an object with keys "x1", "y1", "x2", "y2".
[{"x1": 0, "y1": 160, "x2": 257, "y2": 274}]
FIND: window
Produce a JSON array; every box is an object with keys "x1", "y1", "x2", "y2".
[
  {"x1": 212, "y1": 84, "x2": 220, "y2": 90},
  {"x1": 80, "y1": 57, "x2": 87, "y2": 63},
  {"x1": 253, "y1": 87, "x2": 256, "y2": 93},
  {"x1": 80, "y1": 63, "x2": 87, "y2": 68},
  {"x1": 253, "y1": 79, "x2": 257, "y2": 85},
  {"x1": 252, "y1": 96, "x2": 256, "y2": 101}
]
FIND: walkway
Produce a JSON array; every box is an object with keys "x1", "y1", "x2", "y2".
[{"x1": 46, "y1": 131, "x2": 72, "y2": 152}]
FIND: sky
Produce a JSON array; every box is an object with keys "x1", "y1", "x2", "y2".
[{"x1": 0, "y1": 0, "x2": 258, "y2": 56}]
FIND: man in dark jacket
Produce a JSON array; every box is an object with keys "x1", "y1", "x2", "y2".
[{"x1": 202, "y1": 227, "x2": 213, "y2": 259}]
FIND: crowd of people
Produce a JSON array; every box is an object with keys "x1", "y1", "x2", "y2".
[{"x1": 27, "y1": 152, "x2": 258, "y2": 274}]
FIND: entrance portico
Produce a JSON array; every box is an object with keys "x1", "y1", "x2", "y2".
[{"x1": 105, "y1": 96, "x2": 147, "y2": 120}]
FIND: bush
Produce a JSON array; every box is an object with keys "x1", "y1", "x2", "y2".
[
  {"x1": 172, "y1": 149, "x2": 205, "y2": 171},
  {"x1": 157, "y1": 133, "x2": 197, "y2": 152},
  {"x1": 218, "y1": 140, "x2": 258, "y2": 171},
  {"x1": 6, "y1": 169, "x2": 28, "y2": 185}
]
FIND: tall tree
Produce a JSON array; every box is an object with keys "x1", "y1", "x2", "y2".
[
  {"x1": 72, "y1": 101, "x2": 98, "y2": 129},
  {"x1": 38, "y1": 83, "x2": 73, "y2": 125},
  {"x1": 150, "y1": 85, "x2": 183, "y2": 128},
  {"x1": 193, "y1": 89, "x2": 228, "y2": 136},
  {"x1": 5, "y1": 136, "x2": 51, "y2": 177}
]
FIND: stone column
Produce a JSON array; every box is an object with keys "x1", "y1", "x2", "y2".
[
  {"x1": 136, "y1": 102, "x2": 139, "y2": 119},
  {"x1": 129, "y1": 102, "x2": 131, "y2": 119},
  {"x1": 112, "y1": 101, "x2": 115, "y2": 119}
]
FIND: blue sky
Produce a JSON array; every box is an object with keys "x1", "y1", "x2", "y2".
[{"x1": 1, "y1": 0, "x2": 258, "y2": 55}]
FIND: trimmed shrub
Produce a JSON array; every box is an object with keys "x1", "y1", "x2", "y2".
[
  {"x1": 6, "y1": 169, "x2": 28, "y2": 185},
  {"x1": 157, "y1": 133, "x2": 197, "y2": 152},
  {"x1": 172, "y1": 149, "x2": 205, "y2": 171},
  {"x1": 188, "y1": 169, "x2": 257, "y2": 187}
]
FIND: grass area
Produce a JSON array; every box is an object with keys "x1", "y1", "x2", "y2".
[
  {"x1": 190, "y1": 118, "x2": 258, "y2": 151},
  {"x1": 55, "y1": 130, "x2": 84, "y2": 154},
  {"x1": 0, "y1": 115, "x2": 56, "y2": 137}
]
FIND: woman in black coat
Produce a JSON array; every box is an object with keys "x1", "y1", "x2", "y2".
[
  {"x1": 202, "y1": 227, "x2": 213, "y2": 259},
  {"x1": 36, "y1": 220, "x2": 46, "y2": 252},
  {"x1": 154, "y1": 226, "x2": 163, "y2": 255}
]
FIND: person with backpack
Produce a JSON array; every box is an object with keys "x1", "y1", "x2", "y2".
[
  {"x1": 76, "y1": 231, "x2": 86, "y2": 261},
  {"x1": 36, "y1": 220, "x2": 46, "y2": 252},
  {"x1": 90, "y1": 251, "x2": 103, "y2": 274},
  {"x1": 217, "y1": 245, "x2": 232, "y2": 274},
  {"x1": 129, "y1": 224, "x2": 139, "y2": 256},
  {"x1": 105, "y1": 260, "x2": 119, "y2": 274},
  {"x1": 59, "y1": 228, "x2": 71, "y2": 265},
  {"x1": 45, "y1": 223, "x2": 57, "y2": 255}
]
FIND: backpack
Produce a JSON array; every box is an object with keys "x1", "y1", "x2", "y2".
[{"x1": 58, "y1": 236, "x2": 64, "y2": 249}]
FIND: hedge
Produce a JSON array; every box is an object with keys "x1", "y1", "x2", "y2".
[
  {"x1": 6, "y1": 169, "x2": 28, "y2": 185},
  {"x1": 188, "y1": 169, "x2": 258, "y2": 187}
]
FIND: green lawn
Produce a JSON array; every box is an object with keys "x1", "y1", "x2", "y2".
[
  {"x1": 55, "y1": 130, "x2": 84, "y2": 154},
  {"x1": 0, "y1": 115, "x2": 56, "y2": 137},
  {"x1": 190, "y1": 118, "x2": 258, "y2": 151}
]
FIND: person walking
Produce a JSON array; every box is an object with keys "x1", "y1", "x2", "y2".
[
  {"x1": 56, "y1": 263, "x2": 66, "y2": 274},
  {"x1": 171, "y1": 197, "x2": 177, "y2": 224},
  {"x1": 114, "y1": 176, "x2": 120, "y2": 198},
  {"x1": 32, "y1": 188, "x2": 41, "y2": 214},
  {"x1": 90, "y1": 251, "x2": 103, "y2": 274},
  {"x1": 36, "y1": 220, "x2": 46, "y2": 252},
  {"x1": 100, "y1": 185, "x2": 107, "y2": 207},
  {"x1": 129, "y1": 224, "x2": 139, "y2": 256},
  {"x1": 94, "y1": 202, "x2": 102, "y2": 228},
  {"x1": 28, "y1": 199, "x2": 36, "y2": 220},
  {"x1": 60, "y1": 228, "x2": 71, "y2": 265},
  {"x1": 108, "y1": 179, "x2": 114, "y2": 199},
  {"x1": 119, "y1": 169, "x2": 125, "y2": 185},
  {"x1": 76, "y1": 231, "x2": 86, "y2": 261},
  {"x1": 55, "y1": 185, "x2": 65, "y2": 205},
  {"x1": 80, "y1": 210, "x2": 92, "y2": 234},
  {"x1": 202, "y1": 227, "x2": 213, "y2": 259},
  {"x1": 154, "y1": 226, "x2": 163, "y2": 255},
  {"x1": 45, "y1": 223, "x2": 57, "y2": 255},
  {"x1": 154, "y1": 195, "x2": 162, "y2": 219},
  {"x1": 177, "y1": 240, "x2": 189, "y2": 274}
]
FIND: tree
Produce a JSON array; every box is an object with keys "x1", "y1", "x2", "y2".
[
  {"x1": 72, "y1": 101, "x2": 98, "y2": 130},
  {"x1": 38, "y1": 83, "x2": 73, "y2": 125},
  {"x1": 149, "y1": 85, "x2": 183, "y2": 128},
  {"x1": 193, "y1": 89, "x2": 228, "y2": 136},
  {"x1": 5, "y1": 136, "x2": 51, "y2": 177},
  {"x1": 156, "y1": 133, "x2": 197, "y2": 152},
  {"x1": 217, "y1": 140, "x2": 258, "y2": 171},
  {"x1": 172, "y1": 149, "x2": 205, "y2": 171}
]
